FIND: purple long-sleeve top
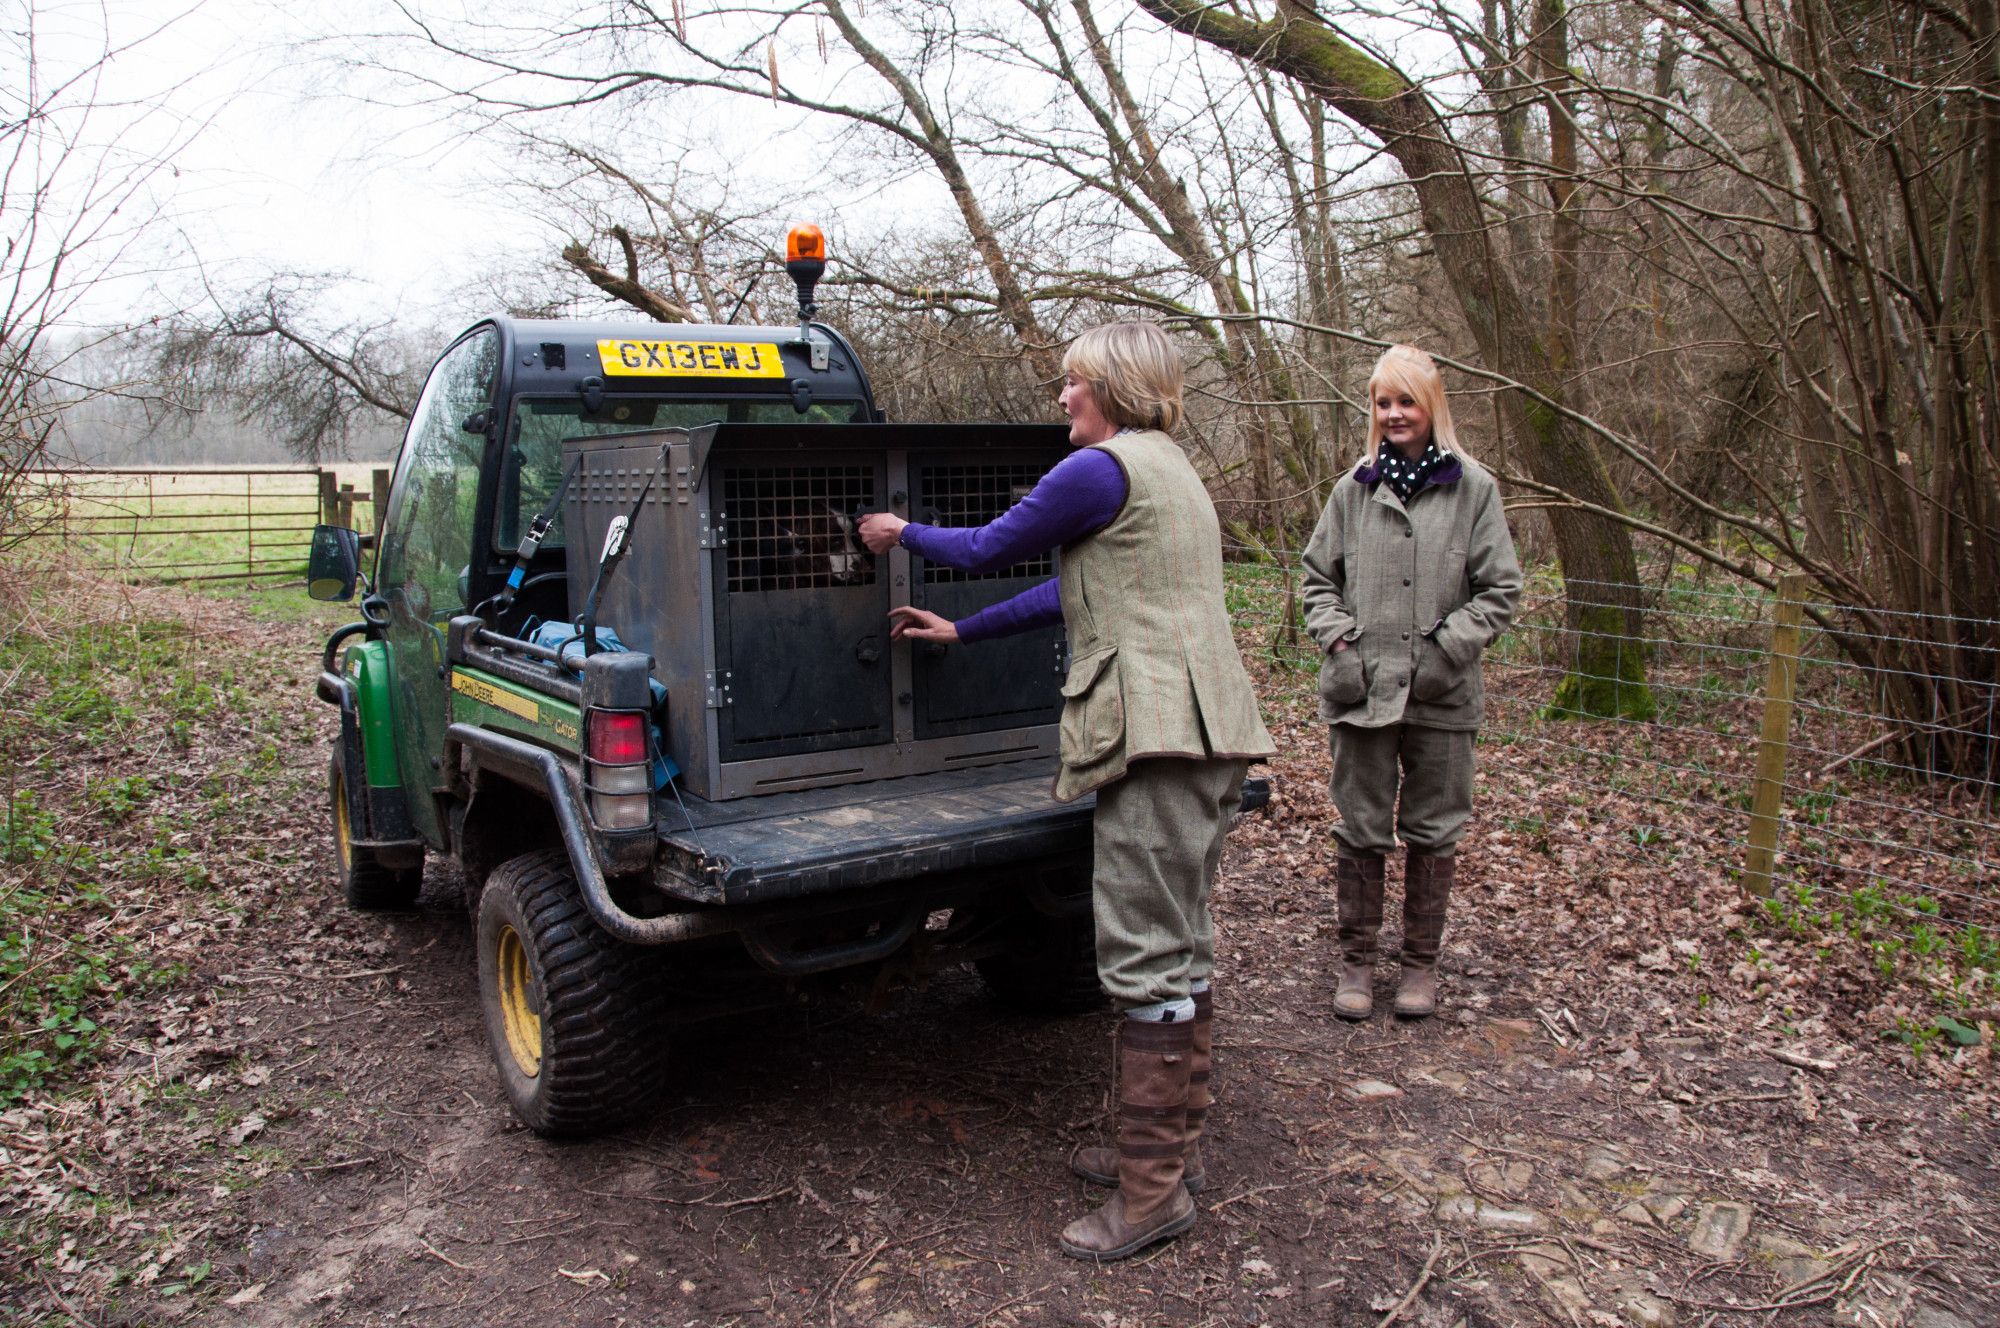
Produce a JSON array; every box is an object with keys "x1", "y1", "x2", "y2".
[{"x1": 898, "y1": 446, "x2": 1128, "y2": 643}]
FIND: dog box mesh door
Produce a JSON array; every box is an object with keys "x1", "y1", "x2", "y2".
[
  {"x1": 713, "y1": 455, "x2": 894, "y2": 761},
  {"x1": 908, "y1": 458, "x2": 1065, "y2": 739}
]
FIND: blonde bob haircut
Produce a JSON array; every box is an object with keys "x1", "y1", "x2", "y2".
[
  {"x1": 1062, "y1": 322, "x2": 1185, "y2": 435},
  {"x1": 1364, "y1": 344, "x2": 1465, "y2": 464}
]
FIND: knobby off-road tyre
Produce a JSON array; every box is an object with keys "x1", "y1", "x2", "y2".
[
  {"x1": 974, "y1": 896, "x2": 1105, "y2": 1016},
  {"x1": 476, "y1": 849, "x2": 668, "y2": 1137},
  {"x1": 328, "y1": 752, "x2": 422, "y2": 911}
]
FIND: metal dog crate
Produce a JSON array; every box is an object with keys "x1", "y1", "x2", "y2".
[{"x1": 564, "y1": 423, "x2": 1071, "y2": 801}]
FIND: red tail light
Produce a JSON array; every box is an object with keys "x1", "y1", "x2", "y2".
[
  {"x1": 585, "y1": 708, "x2": 655, "y2": 831},
  {"x1": 588, "y1": 711, "x2": 648, "y2": 764}
]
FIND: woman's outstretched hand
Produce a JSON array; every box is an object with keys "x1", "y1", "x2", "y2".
[
  {"x1": 858, "y1": 513, "x2": 907, "y2": 554},
  {"x1": 888, "y1": 605, "x2": 959, "y2": 644}
]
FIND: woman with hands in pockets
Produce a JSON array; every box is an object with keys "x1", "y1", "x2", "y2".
[
  {"x1": 857, "y1": 322, "x2": 1273, "y2": 1263},
  {"x1": 1301, "y1": 345, "x2": 1522, "y2": 1021}
]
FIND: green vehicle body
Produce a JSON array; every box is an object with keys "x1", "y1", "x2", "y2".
[{"x1": 343, "y1": 640, "x2": 402, "y2": 790}]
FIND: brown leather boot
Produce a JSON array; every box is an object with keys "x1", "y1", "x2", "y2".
[
  {"x1": 1059, "y1": 1017, "x2": 1196, "y2": 1262},
  {"x1": 1395, "y1": 851, "x2": 1454, "y2": 1018},
  {"x1": 1071, "y1": 987, "x2": 1211, "y2": 1193},
  {"x1": 1333, "y1": 853, "x2": 1385, "y2": 1020}
]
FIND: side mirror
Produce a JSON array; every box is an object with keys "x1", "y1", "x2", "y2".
[{"x1": 307, "y1": 524, "x2": 363, "y2": 601}]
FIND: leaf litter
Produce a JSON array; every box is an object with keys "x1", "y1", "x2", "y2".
[{"x1": 0, "y1": 570, "x2": 1994, "y2": 1326}]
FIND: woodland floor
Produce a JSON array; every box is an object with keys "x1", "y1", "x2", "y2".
[{"x1": 1, "y1": 577, "x2": 1996, "y2": 1327}]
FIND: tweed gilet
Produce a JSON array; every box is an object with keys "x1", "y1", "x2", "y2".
[{"x1": 1052, "y1": 430, "x2": 1275, "y2": 801}]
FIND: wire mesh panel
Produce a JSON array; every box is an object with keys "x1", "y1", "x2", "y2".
[
  {"x1": 915, "y1": 464, "x2": 1053, "y2": 583},
  {"x1": 722, "y1": 465, "x2": 877, "y2": 593},
  {"x1": 908, "y1": 458, "x2": 1065, "y2": 740}
]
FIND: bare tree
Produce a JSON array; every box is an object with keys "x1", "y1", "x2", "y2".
[
  {"x1": 361, "y1": 0, "x2": 1402, "y2": 515},
  {"x1": 1, "y1": 1, "x2": 206, "y2": 545},
  {"x1": 141, "y1": 275, "x2": 424, "y2": 462},
  {"x1": 1138, "y1": 0, "x2": 1658, "y2": 718}
]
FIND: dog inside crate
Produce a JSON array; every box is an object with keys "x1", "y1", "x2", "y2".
[{"x1": 724, "y1": 465, "x2": 877, "y2": 592}]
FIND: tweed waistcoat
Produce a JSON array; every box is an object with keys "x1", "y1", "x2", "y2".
[{"x1": 1052, "y1": 430, "x2": 1275, "y2": 802}]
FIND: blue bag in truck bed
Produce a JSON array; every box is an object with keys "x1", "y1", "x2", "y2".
[{"x1": 524, "y1": 620, "x2": 680, "y2": 789}]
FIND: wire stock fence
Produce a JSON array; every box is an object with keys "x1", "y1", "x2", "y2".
[
  {"x1": 1224, "y1": 552, "x2": 2000, "y2": 966},
  {"x1": 12, "y1": 466, "x2": 390, "y2": 586}
]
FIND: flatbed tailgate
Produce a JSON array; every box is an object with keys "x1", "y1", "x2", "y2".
[{"x1": 656, "y1": 760, "x2": 1092, "y2": 905}]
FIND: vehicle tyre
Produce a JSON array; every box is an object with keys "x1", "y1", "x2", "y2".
[
  {"x1": 329, "y1": 752, "x2": 422, "y2": 910},
  {"x1": 476, "y1": 849, "x2": 667, "y2": 1137},
  {"x1": 974, "y1": 895, "x2": 1105, "y2": 1016}
]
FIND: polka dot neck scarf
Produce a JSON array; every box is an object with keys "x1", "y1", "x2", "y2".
[{"x1": 1372, "y1": 438, "x2": 1446, "y2": 503}]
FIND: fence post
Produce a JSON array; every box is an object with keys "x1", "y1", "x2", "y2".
[
  {"x1": 318, "y1": 469, "x2": 339, "y2": 526},
  {"x1": 371, "y1": 468, "x2": 391, "y2": 536},
  {"x1": 1743, "y1": 572, "x2": 1811, "y2": 898},
  {"x1": 337, "y1": 484, "x2": 356, "y2": 530}
]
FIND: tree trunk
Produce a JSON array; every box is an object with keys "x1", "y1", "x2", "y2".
[
  {"x1": 1139, "y1": 0, "x2": 1654, "y2": 717},
  {"x1": 823, "y1": 0, "x2": 1061, "y2": 384}
]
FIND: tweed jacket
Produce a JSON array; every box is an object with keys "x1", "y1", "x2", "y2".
[
  {"x1": 1300, "y1": 453, "x2": 1522, "y2": 730},
  {"x1": 1053, "y1": 430, "x2": 1276, "y2": 801}
]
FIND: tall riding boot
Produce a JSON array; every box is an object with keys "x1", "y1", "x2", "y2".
[
  {"x1": 1059, "y1": 1018, "x2": 1196, "y2": 1262},
  {"x1": 1333, "y1": 854, "x2": 1386, "y2": 1020},
  {"x1": 1071, "y1": 987, "x2": 1212, "y2": 1193},
  {"x1": 1395, "y1": 851, "x2": 1455, "y2": 1018}
]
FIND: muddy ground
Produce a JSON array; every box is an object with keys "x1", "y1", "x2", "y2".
[{"x1": 3, "y1": 588, "x2": 1997, "y2": 1327}]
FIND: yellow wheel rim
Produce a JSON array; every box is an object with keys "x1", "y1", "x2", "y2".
[
  {"x1": 333, "y1": 772, "x2": 354, "y2": 872},
  {"x1": 494, "y1": 924, "x2": 543, "y2": 1078}
]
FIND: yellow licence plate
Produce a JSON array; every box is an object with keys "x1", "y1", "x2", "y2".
[{"x1": 597, "y1": 339, "x2": 786, "y2": 378}]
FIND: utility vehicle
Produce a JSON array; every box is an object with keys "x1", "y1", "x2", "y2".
[{"x1": 308, "y1": 227, "x2": 1267, "y2": 1135}]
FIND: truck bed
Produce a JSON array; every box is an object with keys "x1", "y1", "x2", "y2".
[{"x1": 653, "y1": 760, "x2": 1273, "y2": 907}]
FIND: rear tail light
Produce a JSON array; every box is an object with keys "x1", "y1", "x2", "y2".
[
  {"x1": 588, "y1": 711, "x2": 648, "y2": 764},
  {"x1": 585, "y1": 709, "x2": 654, "y2": 830}
]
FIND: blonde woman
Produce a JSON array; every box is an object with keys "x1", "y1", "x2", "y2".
[
  {"x1": 1301, "y1": 345, "x2": 1522, "y2": 1020},
  {"x1": 859, "y1": 322, "x2": 1274, "y2": 1263}
]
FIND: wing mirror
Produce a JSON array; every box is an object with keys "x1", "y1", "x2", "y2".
[{"x1": 307, "y1": 524, "x2": 363, "y2": 601}]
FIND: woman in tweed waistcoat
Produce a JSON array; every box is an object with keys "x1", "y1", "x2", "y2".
[{"x1": 858, "y1": 323, "x2": 1273, "y2": 1263}]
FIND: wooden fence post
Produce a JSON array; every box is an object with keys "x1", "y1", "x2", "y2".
[
  {"x1": 337, "y1": 484, "x2": 356, "y2": 530},
  {"x1": 317, "y1": 469, "x2": 339, "y2": 526},
  {"x1": 1743, "y1": 573, "x2": 1811, "y2": 898},
  {"x1": 371, "y1": 468, "x2": 391, "y2": 536}
]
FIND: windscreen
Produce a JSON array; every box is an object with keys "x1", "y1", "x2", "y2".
[{"x1": 497, "y1": 395, "x2": 864, "y2": 551}]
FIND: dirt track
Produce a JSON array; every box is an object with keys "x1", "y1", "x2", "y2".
[{"x1": 4, "y1": 593, "x2": 1997, "y2": 1326}]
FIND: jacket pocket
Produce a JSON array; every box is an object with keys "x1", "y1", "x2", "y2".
[
  {"x1": 1410, "y1": 636, "x2": 1466, "y2": 704},
  {"x1": 1318, "y1": 644, "x2": 1366, "y2": 707},
  {"x1": 1059, "y1": 645, "x2": 1124, "y2": 764},
  {"x1": 1436, "y1": 546, "x2": 1469, "y2": 618}
]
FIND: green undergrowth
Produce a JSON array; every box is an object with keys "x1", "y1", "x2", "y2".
[
  {"x1": 0, "y1": 584, "x2": 252, "y2": 1106},
  {"x1": 1749, "y1": 874, "x2": 1996, "y2": 1055},
  {"x1": 1222, "y1": 561, "x2": 1319, "y2": 681}
]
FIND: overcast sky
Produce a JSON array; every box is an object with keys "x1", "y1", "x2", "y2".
[
  {"x1": 37, "y1": 0, "x2": 934, "y2": 329},
  {"x1": 143, "y1": 1, "x2": 536, "y2": 318}
]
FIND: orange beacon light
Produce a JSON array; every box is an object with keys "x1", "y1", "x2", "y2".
[
  {"x1": 785, "y1": 223, "x2": 827, "y2": 353},
  {"x1": 786, "y1": 223, "x2": 826, "y2": 265}
]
